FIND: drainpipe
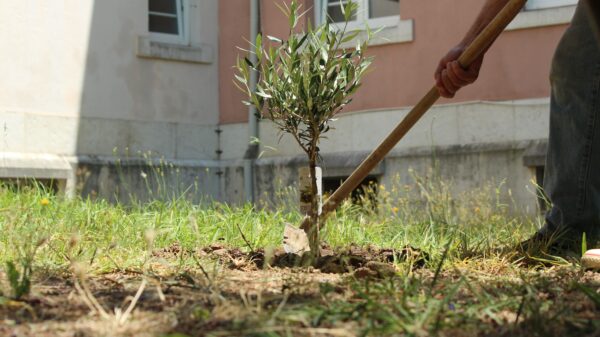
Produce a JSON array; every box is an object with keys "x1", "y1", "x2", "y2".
[
  {"x1": 314, "y1": 0, "x2": 321, "y2": 26},
  {"x1": 244, "y1": 0, "x2": 260, "y2": 203}
]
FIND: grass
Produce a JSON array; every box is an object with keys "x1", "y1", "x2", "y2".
[{"x1": 0, "y1": 174, "x2": 598, "y2": 337}]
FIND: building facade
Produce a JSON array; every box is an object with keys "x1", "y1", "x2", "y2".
[
  {"x1": 221, "y1": 0, "x2": 576, "y2": 213},
  {"x1": 0, "y1": 0, "x2": 578, "y2": 213}
]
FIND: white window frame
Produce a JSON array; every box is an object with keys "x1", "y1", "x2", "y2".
[
  {"x1": 525, "y1": 0, "x2": 578, "y2": 10},
  {"x1": 506, "y1": 0, "x2": 576, "y2": 31},
  {"x1": 149, "y1": 0, "x2": 190, "y2": 45},
  {"x1": 323, "y1": 0, "x2": 401, "y2": 30}
]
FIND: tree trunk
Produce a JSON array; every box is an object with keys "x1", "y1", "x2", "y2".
[{"x1": 306, "y1": 154, "x2": 320, "y2": 258}]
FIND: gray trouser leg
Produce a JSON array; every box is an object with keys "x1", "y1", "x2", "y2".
[{"x1": 544, "y1": 4, "x2": 600, "y2": 236}]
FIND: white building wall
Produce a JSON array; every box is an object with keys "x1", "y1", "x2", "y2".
[
  {"x1": 0, "y1": 0, "x2": 221, "y2": 197},
  {"x1": 220, "y1": 99, "x2": 549, "y2": 160},
  {"x1": 0, "y1": 0, "x2": 219, "y2": 159}
]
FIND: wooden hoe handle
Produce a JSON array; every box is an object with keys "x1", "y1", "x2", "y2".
[{"x1": 301, "y1": 0, "x2": 527, "y2": 230}]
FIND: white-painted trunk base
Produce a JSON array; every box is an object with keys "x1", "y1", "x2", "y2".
[{"x1": 298, "y1": 166, "x2": 322, "y2": 216}]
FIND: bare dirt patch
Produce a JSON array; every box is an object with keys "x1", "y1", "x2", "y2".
[
  {"x1": 0, "y1": 251, "x2": 349, "y2": 337},
  {"x1": 190, "y1": 243, "x2": 428, "y2": 277},
  {"x1": 1, "y1": 247, "x2": 599, "y2": 337}
]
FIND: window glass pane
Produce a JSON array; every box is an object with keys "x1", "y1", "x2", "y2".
[
  {"x1": 149, "y1": 0, "x2": 177, "y2": 14},
  {"x1": 327, "y1": 0, "x2": 357, "y2": 23},
  {"x1": 149, "y1": 14, "x2": 179, "y2": 34},
  {"x1": 369, "y1": 0, "x2": 399, "y2": 18}
]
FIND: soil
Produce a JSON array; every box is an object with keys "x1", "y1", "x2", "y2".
[
  {"x1": 194, "y1": 243, "x2": 428, "y2": 276},
  {"x1": 0, "y1": 243, "x2": 426, "y2": 337},
  {"x1": 0, "y1": 267, "x2": 346, "y2": 337},
  {"x1": 1, "y1": 245, "x2": 598, "y2": 337}
]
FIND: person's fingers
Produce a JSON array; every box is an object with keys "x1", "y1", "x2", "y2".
[
  {"x1": 436, "y1": 84, "x2": 453, "y2": 98},
  {"x1": 434, "y1": 58, "x2": 446, "y2": 82},
  {"x1": 436, "y1": 84, "x2": 451, "y2": 98},
  {"x1": 435, "y1": 74, "x2": 452, "y2": 98},
  {"x1": 436, "y1": 66, "x2": 456, "y2": 98},
  {"x1": 446, "y1": 63, "x2": 470, "y2": 88},
  {"x1": 434, "y1": 45, "x2": 483, "y2": 99},
  {"x1": 441, "y1": 69, "x2": 458, "y2": 96},
  {"x1": 449, "y1": 61, "x2": 475, "y2": 84},
  {"x1": 441, "y1": 87, "x2": 456, "y2": 98},
  {"x1": 439, "y1": 86, "x2": 455, "y2": 98}
]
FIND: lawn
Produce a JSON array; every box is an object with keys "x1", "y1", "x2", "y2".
[{"x1": 0, "y1": 177, "x2": 599, "y2": 337}]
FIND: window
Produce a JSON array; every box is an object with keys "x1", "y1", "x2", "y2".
[
  {"x1": 148, "y1": 0, "x2": 189, "y2": 44},
  {"x1": 139, "y1": 0, "x2": 214, "y2": 63},
  {"x1": 525, "y1": 0, "x2": 578, "y2": 10},
  {"x1": 316, "y1": 0, "x2": 413, "y2": 46},
  {"x1": 506, "y1": 0, "x2": 577, "y2": 30},
  {"x1": 322, "y1": 175, "x2": 379, "y2": 207},
  {"x1": 324, "y1": 0, "x2": 400, "y2": 29}
]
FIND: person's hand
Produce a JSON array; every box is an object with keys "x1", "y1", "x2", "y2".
[{"x1": 434, "y1": 45, "x2": 484, "y2": 98}]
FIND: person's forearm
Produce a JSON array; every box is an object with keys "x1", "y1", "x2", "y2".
[{"x1": 459, "y1": 0, "x2": 511, "y2": 47}]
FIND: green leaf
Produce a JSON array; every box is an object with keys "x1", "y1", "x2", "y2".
[
  {"x1": 251, "y1": 95, "x2": 262, "y2": 109},
  {"x1": 255, "y1": 34, "x2": 263, "y2": 59},
  {"x1": 289, "y1": 1, "x2": 297, "y2": 28},
  {"x1": 234, "y1": 74, "x2": 247, "y2": 84},
  {"x1": 320, "y1": 48, "x2": 329, "y2": 63},
  {"x1": 341, "y1": 30, "x2": 360, "y2": 43},
  {"x1": 6, "y1": 261, "x2": 19, "y2": 292},
  {"x1": 268, "y1": 46, "x2": 276, "y2": 63},
  {"x1": 340, "y1": 0, "x2": 347, "y2": 20},
  {"x1": 343, "y1": 0, "x2": 357, "y2": 22},
  {"x1": 577, "y1": 284, "x2": 600, "y2": 309},
  {"x1": 5, "y1": 261, "x2": 30, "y2": 299},
  {"x1": 256, "y1": 91, "x2": 272, "y2": 99},
  {"x1": 266, "y1": 35, "x2": 282, "y2": 43},
  {"x1": 297, "y1": 33, "x2": 309, "y2": 49},
  {"x1": 274, "y1": 1, "x2": 288, "y2": 17},
  {"x1": 244, "y1": 57, "x2": 254, "y2": 69}
]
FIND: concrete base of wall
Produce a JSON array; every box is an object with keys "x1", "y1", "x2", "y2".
[
  {"x1": 0, "y1": 152, "x2": 223, "y2": 203},
  {"x1": 0, "y1": 143, "x2": 547, "y2": 216},
  {"x1": 239, "y1": 140, "x2": 546, "y2": 216},
  {"x1": 72, "y1": 156, "x2": 222, "y2": 204},
  {"x1": 0, "y1": 152, "x2": 76, "y2": 195}
]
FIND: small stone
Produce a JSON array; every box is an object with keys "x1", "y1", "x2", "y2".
[
  {"x1": 212, "y1": 248, "x2": 229, "y2": 257},
  {"x1": 209, "y1": 243, "x2": 225, "y2": 251},
  {"x1": 354, "y1": 267, "x2": 378, "y2": 279},
  {"x1": 365, "y1": 261, "x2": 397, "y2": 278},
  {"x1": 320, "y1": 246, "x2": 335, "y2": 257},
  {"x1": 582, "y1": 249, "x2": 600, "y2": 269}
]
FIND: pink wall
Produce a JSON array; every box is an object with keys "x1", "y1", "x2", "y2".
[
  {"x1": 219, "y1": 0, "x2": 250, "y2": 124},
  {"x1": 219, "y1": 0, "x2": 312, "y2": 124},
  {"x1": 219, "y1": 0, "x2": 567, "y2": 124}
]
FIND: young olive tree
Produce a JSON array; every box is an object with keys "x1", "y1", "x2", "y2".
[{"x1": 235, "y1": 0, "x2": 373, "y2": 256}]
